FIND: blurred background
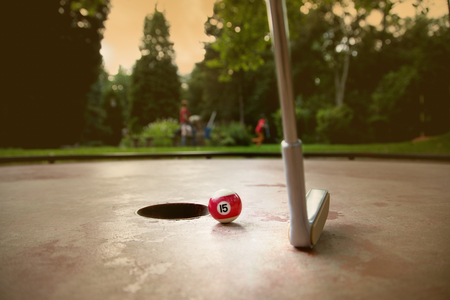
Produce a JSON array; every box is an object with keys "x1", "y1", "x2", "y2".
[{"x1": 1, "y1": 0, "x2": 449, "y2": 149}]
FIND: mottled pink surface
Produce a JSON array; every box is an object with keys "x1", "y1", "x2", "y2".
[{"x1": 1, "y1": 159, "x2": 449, "y2": 299}]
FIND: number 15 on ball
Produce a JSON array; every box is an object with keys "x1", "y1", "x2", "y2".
[{"x1": 208, "y1": 189, "x2": 242, "y2": 223}]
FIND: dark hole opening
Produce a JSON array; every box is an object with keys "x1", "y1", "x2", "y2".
[{"x1": 137, "y1": 203, "x2": 209, "y2": 220}]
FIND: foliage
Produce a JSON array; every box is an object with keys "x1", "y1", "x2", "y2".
[
  {"x1": 82, "y1": 66, "x2": 110, "y2": 145},
  {"x1": 187, "y1": 47, "x2": 244, "y2": 122},
  {"x1": 129, "y1": 7, "x2": 181, "y2": 134},
  {"x1": 190, "y1": 0, "x2": 450, "y2": 144},
  {"x1": 2, "y1": 132, "x2": 450, "y2": 158},
  {"x1": 95, "y1": 66, "x2": 132, "y2": 146},
  {"x1": 316, "y1": 104, "x2": 355, "y2": 143},
  {"x1": 111, "y1": 66, "x2": 132, "y2": 124},
  {"x1": 272, "y1": 94, "x2": 327, "y2": 143},
  {"x1": 369, "y1": 65, "x2": 418, "y2": 142},
  {"x1": 120, "y1": 118, "x2": 179, "y2": 147},
  {"x1": 139, "y1": 118, "x2": 179, "y2": 147},
  {"x1": 272, "y1": 107, "x2": 301, "y2": 142},
  {"x1": 185, "y1": 1, "x2": 281, "y2": 126},
  {"x1": 101, "y1": 88, "x2": 125, "y2": 145},
  {"x1": 3, "y1": 0, "x2": 449, "y2": 148},
  {"x1": 206, "y1": 0, "x2": 271, "y2": 81},
  {"x1": 187, "y1": 43, "x2": 279, "y2": 129},
  {"x1": 2, "y1": 0, "x2": 110, "y2": 148},
  {"x1": 210, "y1": 122, "x2": 252, "y2": 146}
]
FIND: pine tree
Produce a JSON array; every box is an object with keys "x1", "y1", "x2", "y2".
[{"x1": 129, "y1": 7, "x2": 181, "y2": 133}]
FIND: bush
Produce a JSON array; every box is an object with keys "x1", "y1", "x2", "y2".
[
  {"x1": 142, "y1": 118, "x2": 179, "y2": 146},
  {"x1": 121, "y1": 118, "x2": 179, "y2": 147},
  {"x1": 316, "y1": 104, "x2": 354, "y2": 143},
  {"x1": 273, "y1": 108, "x2": 299, "y2": 141},
  {"x1": 272, "y1": 93, "x2": 329, "y2": 143},
  {"x1": 272, "y1": 107, "x2": 318, "y2": 143},
  {"x1": 369, "y1": 66, "x2": 419, "y2": 142},
  {"x1": 119, "y1": 136, "x2": 133, "y2": 148},
  {"x1": 210, "y1": 122, "x2": 252, "y2": 146}
]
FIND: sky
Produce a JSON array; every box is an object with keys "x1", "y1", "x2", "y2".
[
  {"x1": 101, "y1": 0, "x2": 217, "y2": 76},
  {"x1": 100, "y1": 0, "x2": 448, "y2": 76}
]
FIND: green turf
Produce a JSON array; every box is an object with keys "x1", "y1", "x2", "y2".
[{"x1": 0, "y1": 132, "x2": 449, "y2": 157}]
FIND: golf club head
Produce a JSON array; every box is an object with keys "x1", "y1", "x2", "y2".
[
  {"x1": 288, "y1": 189, "x2": 330, "y2": 249},
  {"x1": 306, "y1": 189, "x2": 330, "y2": 246}
]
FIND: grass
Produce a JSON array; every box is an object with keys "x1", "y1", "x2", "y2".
[{"x1": 0, "y1": 132, "x2": 449, "y2": 157}]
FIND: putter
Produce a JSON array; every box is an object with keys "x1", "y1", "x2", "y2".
[{"x1": 266, "y1": 0, "x2": 330, "y2": 248}]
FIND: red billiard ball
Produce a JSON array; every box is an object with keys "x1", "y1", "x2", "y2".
[{"x1": 208, "y1": 189, "x2": 242, "y2": 223}]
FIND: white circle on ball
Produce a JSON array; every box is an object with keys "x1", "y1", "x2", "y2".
[
  {"x1": 217, "y1": 201, "x2": 231, "y2": 215},
  {"x1": 212, "y1": 189, "x2": 235, "y2": 198}
]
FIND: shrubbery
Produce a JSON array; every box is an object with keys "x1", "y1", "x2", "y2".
[
  {"x1": 272, "y1": 106, "x2": 318, "y2": 144},
  {"x1": 120, "y1": 119, "x2": 251, "y2": 147},
  {"x1": 316, "y1": 104, "x2": 354, "y2": 144},
  {"x1": 210, "y1": 122, "x2": 252, "y2": 146},
  {"x1": 272, "y1": 107, "x2": 301, "y2": 142},
  {"x1": 121, "y1": 118, "x2": 179, "y2": 147}
]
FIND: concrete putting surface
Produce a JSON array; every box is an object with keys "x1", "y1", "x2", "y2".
[{"x1": 1, "y1": 159, "x2": 449, "y2": 299}]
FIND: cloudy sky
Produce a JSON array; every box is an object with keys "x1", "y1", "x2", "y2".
[{"x1": 100, "y1": 0, "x2": 448, "y2": 76}]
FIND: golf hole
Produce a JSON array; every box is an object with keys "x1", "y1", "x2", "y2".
[{"x1": 137, "y1": 203, "x2": 209, "y2": 220}]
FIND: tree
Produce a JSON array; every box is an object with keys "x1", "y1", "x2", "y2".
[
  {"x1": 102, "y1": 88, "x2": 125, "y2": 145},
  {"x1": 1, "y1": 0, "x2": 110, "y2": 148},
  {"x1": 205, "y1": 0, "x2": 271, "y2": 79},
  {"x1": 82, "y1": 65, "x2": 131, "y2": 146},
  {"x1": 187, "y1": 21, "x2": 279, "y2": 131},
  {"x1": 191, "y1": 0, "x2": 449, "y2": 143},
  {"x1": 112, "y1": 66, "x2": 132, "y2": 125},
  {"x1": 187, "y1": 46, "x2": 245, "y2": 124},
  {"x1": 82, "y1": 65, "x2": 110, "y2": 145},
  {"x1": 129, "y1": 7, "x2": 181, "y2": 133},
  {"x1": 203, "y1": 0, "x2": 279, "y2": 125},
  {"x1": 369, "y1": 14, "x2": 450, "y2": 141}
]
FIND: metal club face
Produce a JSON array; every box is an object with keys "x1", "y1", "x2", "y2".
[
  {"x1": 266, "y1": 0, "x2": 330, "y2": 248},
  {"x1": 306, "y1": 189, "x2": 330, "y2": 246}
]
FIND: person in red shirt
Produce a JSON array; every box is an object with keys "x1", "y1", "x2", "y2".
[
  {"x1": 179, "y1": 100, "x2": 189, "y2": 124},
  {"x1": 179, "y1": 100, "x2": 194, "y2": 146},
  {"x1": 252, "y1": 114, "x2": 267, "y2": 147}
]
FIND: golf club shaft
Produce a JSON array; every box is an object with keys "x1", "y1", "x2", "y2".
[
  {"x1": 265, "y1": 0, "x2": 297, "y2": 144},
  {"x1": 266, "y1": 0, "x2": 310, "y2": 247}
]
